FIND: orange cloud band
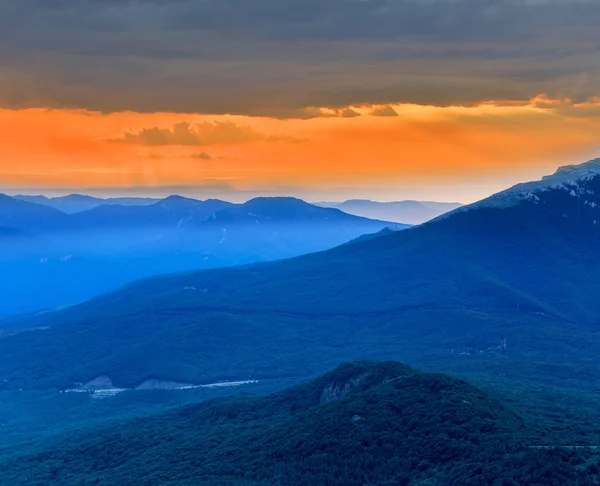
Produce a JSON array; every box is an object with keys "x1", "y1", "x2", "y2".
[{"x1": 1, "y1": 98, "x2": 599, "y2": 202}]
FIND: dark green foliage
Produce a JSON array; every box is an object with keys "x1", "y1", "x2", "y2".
[
  {"x1": 0, "y1": 380, "x2": 288, "y2": 462},
  {"x1": 2, "y1": 361, "x2": 597, "y2": 485}
]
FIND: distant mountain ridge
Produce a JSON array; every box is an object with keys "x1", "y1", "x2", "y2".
[
  {"x1": 14, "y1": 194, "x2": 160, "y2": 214},
  {"x1": 5, "y1": 160, "x2": 600, "y2": 486},
  {"x1": 315, "y1": 199, "x2": 462, "y2": 224},
  {"x1": 66, "y1": 196, "x2": 234, "y2": 231},
  {"x1": 0, "y1": 194, "x2": 399, "y2": 315},
  {"x1": 0, "y1": 194, "x2": 67, "y2": 232},
  {"x1": 205, "y1": 197, "x2": 390, "y2": 224},
  {"x1": 0, "y1": 194, "x2": 399, "y2": 239},
  {"x1": 12, "y1": 192, "x2": 459, "y2": 224},
  {"x1": 3, "y1": 159, "x2": 600, "y2": 394}
]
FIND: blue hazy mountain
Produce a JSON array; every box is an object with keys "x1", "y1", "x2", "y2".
[
  {"x1": 315, "y1": 199, "x2": 462, "y2": 224},
  {"x1": 2, "y1": 159, "x2": 600, "y2": 393},
  {"x1": 209, "y1": 196, "x2": 358, "y2": 222},
  {"x1": 0, "y1": 195, "x2": 395, "y2": 315},
  {"x1": 0, "y1": 194, "x2": 68, "y2": 232},
  {"x1": 169, "y1": 197, "x2": 405, "y2": 265},
  {"x1": 345, "y1": 225, "x2": 405, "y2": 244},
  {"x1": 65, "y1": 196, "x2": 234, "y2": 234},
  {"x1": 14, "y1": 194, "x2": 160, "y2": 214},
  {"x1": 1, "y1": 361, "x2": 592, "y2": 485},
  {"x1": 0, "y1": 226, "x2": 30, "y2": 239}
]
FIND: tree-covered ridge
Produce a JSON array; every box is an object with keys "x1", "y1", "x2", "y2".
[{"x1": 1, "y1": 361, "x2": 598, "y2": 485}]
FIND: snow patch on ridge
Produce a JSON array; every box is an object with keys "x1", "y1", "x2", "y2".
[{"x1": 435, "y1": 158, "x2": 600, "y2": 219}]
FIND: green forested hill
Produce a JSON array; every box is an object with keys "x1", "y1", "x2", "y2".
[{"x1": 1, "y1": 361, "x2": 598, "y2": 486}]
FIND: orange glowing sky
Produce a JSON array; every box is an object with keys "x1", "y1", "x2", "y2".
[
  {"x1": 3, "y1": 1, "x2": 600, "y2": 202},
  {"x1": 2, "y1": 99, "x2": 600, "y2": 202}
]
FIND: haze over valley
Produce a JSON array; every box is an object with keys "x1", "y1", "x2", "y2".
[
  {"x1": 5, "y1": 153, "x2": 600, "y2": 484},
  {"x1": 2, "y1": 160, "x2": 600, "y2": 485},
  {"x1": 3, "y1": 0, "x2": 600, "y2": 483},
  {"x1": 0, "y1": 194, "x2": 412, "y2": 315}
]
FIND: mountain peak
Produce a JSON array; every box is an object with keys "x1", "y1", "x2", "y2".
[
  {"x1": 161, "y1": 195, "x2": 198, "y2": 203},
  {"x1": 315, "y1": 361, "x2": 416, "y2": 403},
  {"x1": 245, "y1": 196, "x2": 307, "y2": 205},
  {"x1": 545, "y1": 158, "x2": 600, "y2": 181},
  {"x1": 447, "y1": 158, "x2": 600, "y2": 217},
  {"x1": 57, "y1": 194, "x2": 99, "y2": 201},
  {"x1": 157, "y1": 195, "x2": 200, "y2": 208},
  {"x1": 241, "y1": 197, "x2": 318, "y2": 214},
  {"x1": 343, "y1": 199, "x2": 372, "y2": 204},
  {"x1": 503, "y1": 157, "x2": 600, "y2": 197}
]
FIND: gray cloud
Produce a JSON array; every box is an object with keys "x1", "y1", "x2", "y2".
[
  {"x1": 371, "y1": 106, "x2": 399, "y2": 117},
  {"x1": 137, "y1": 152, "x2": 215, "y2": 160},
  {"x1": 1, "y1": 0, "x2": 600, "y2": 116},
  {"x1": 340, "y1": 108, "x2": 361, "y2": 118},
  {"x1": 190, "y1": 152, "x2": 212, "y2": 160},
  {"x1": 532, "y1": 99, "x2": 600, "y2": 119},
  {"x1": 108, "y1": 121, "x2": 303, "y2": 145}
]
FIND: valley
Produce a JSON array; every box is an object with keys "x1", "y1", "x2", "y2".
[
  {"x1": 0, "y1": 195, "x2": 404, "y2": 315},
  {"x1": 1, "y1": 362, "x2": 599, "y2": 485},
  {"x1": 4, "y1": 1, "x2": 600, "y2": 481},
  {"x1": 3, "y1": 160, "x2": 600, "y2": 483},
  {"x1": 62, "y1": 375, "x2": 260, "y2": 398}
]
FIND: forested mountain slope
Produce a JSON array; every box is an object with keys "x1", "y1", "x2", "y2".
[
  {"x1": 3, "y1": 161, "x2": 600, "y2": 390},
  {"x1": 2, "y1": 361, "x2": 596, "y2": 486}
]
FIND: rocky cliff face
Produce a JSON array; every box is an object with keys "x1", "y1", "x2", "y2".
[{"x1": 320, "y1": 376, "x2": 365, "y2": 404}]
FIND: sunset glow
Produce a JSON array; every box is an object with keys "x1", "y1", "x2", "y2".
[
  {"x1": 3, "y1": 99, "x2": 600, "y2": 202},
  {"x1": 3, "y1": 0, "x2": 600, "y2": 201}
]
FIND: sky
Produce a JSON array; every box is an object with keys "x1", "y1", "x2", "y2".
[{"x1": 1, "y1": 0, "x2": 600, "y2": 203}]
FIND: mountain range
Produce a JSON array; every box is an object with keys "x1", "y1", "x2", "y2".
[
  {"x1": 315, "y1": 199, "x2": 463, "y2": 224},
  {"x1": 0, "y1": 195, "x2": 400, "y2": 315},
  {"x1": 3, "y1": 160, "x2": 600, "y2": 484},
  {"x1": 3, "y1": 159, "x2": 600, "y2": 394},
  {"x1": 15, "y1": 194, "x2": 462, "y2": 224},
  {"x1": 14, "y1": 194, "x2": 160, "y2": 214}
]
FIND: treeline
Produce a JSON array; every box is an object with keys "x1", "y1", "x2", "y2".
[{"x1": 1, "y1": 362, "x2": 599, "y2": 485}]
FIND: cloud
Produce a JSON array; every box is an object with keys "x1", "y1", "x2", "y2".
[
  {"x1": 190, "y1": 152, "x2": 212, "y2": 160},
  {"x1": 340, "y1": 108, "x2": 361, "y2": 118},
  {"x1": 137, "y1": 151, "x2": 215, "y2": 160},
  {"x1": 526, "y1": 95, "x2": 600, "y2": 119},
  {"x1": 108, "y1": 121, "x2": 302, "y2": 146},
  {"x1": 0, "y1": 0, "x2": 600, "y2": 116},
  {"x1": 248, "y1": 106, "x2": 362, "y2": 119},
  {"x1": 371, "y1": 106, "x2": 399, "y2": 117}
]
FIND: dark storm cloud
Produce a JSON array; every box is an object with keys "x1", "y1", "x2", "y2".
[{"x1": 1, "y1": 0, "x2": 599, "y2": 116}]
